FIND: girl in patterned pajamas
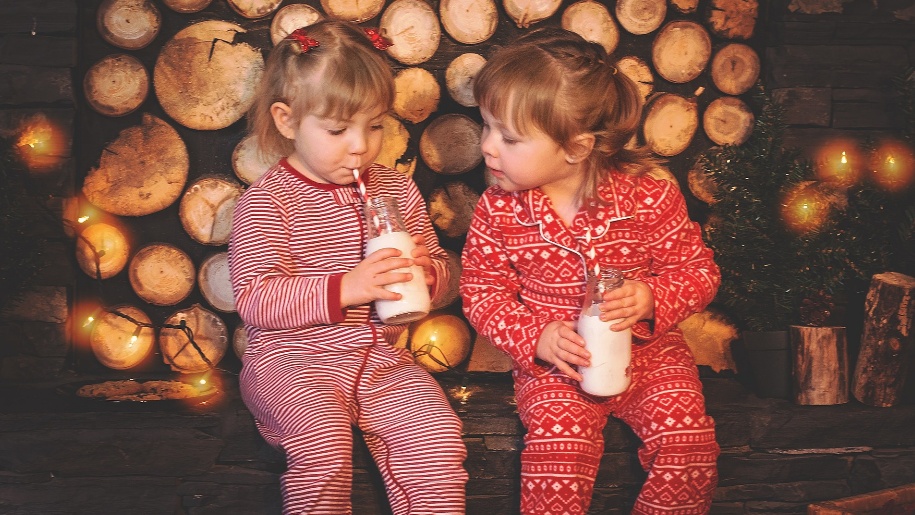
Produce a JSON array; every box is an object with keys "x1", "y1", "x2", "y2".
[
  {"x1": 229, "y1": 20, "x2": 467, "y2": 515},
  {"x1": 460, "y1": 28, "x2": 721, "y2": 515}
]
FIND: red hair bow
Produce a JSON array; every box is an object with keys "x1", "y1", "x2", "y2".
[
  {"x1": 363, "y1": 28, "x2": 393, "y2": 51},
  {"x1": 286, "y1": 28, "x2": 319, "y2": 52}
]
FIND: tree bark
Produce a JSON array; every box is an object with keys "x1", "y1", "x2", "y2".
[
  {"x1": 853, "y1": 272, "x2": 915, "y2": 407},
  {"x1": 791, "y1": 325, "x2": 848, "y2": 405}
]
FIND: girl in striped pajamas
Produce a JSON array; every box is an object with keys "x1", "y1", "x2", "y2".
[
  {"x1": 229, "y1": 20, "x2": 467, "y2": 515},
  {"x1": 460, "y1": 28, "x2": 721, "y2": 514}
]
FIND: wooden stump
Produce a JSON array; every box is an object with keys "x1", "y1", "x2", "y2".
[
  {"x1": 440, "y1": 0, "x2": 498, "y2": 45},
  {"x1": 616, "y1": 0, "x2": 666, "y2": 35},
  {"x1": 376, "y1": 115, "x2": 410, "y2": 170},
  {"x1": 153, "y1": 20, "x2": 264, "y2": 131},
  {"x1": 90, "y1": 305, "x2": 155, "y2": 370},
  {"x1": 428, "y1": 181, "x2": 480, "y2": 237},
  {"x1": 707, "y1": 0, "x2": 758, "y2": 40},
  {"x1": 562, "y1": 0, "x2": 620, "y2": 54},
  {"x1": 652, "y1": 20, "x2": 711, "y2": 84},
  {"x1": 643, "y1": 92, "x2": 699, "y2": 157},
  {"x1": 703, "y1": 96, "x2": 755, "y2": 147},
  {"x1": 504, "y1": 0, "x2": 561, "y2": 28},
  {"x1": 790, "y1": 325, "x2": 848, "y2": 405},
  {"x1": 83, "y1": 54, "x2": 149, "y2": 117},
  {"x1": 97, "y1": 0, "x2": 161, "y2": 51},
  {"x1": 380, "y1": 0, "x2": 441, "y2": 65},
  {"x1": 128, "y1": 243, "x2": 195, "y2": 306},
  {"x1": 270, "y1": 4, "x2": 323, "y2": 46},
  {"x1": 445, "y1": 53, "x2": 486, "y2": 108},
  {"x1": 419, "y1": 113, "x2": 482, "y2": 175},
  {"x1": 159, "y1": 303, "x2": 228, "y2": 373},
  {"x1": 321, "y1": 0, "x2": 384, "y2": 23},
  {"x1": 82, "y1": 113, "x2": 189, "y2": 216},
  {"x1": 393, "y1": 67, "x2": 440, "y2": 124},
  {"x1": 853, "y1": 272, "x2": 915, "y2": 407},
  {"x1": 711, "y1": 43, "x2": 760, "y2": 96},
  {"x1": 616, "y1": 55, "x2": 654, "y2": 100}
]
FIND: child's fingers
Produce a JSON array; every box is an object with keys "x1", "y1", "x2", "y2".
[
  {"x1": 375, "y1": 269, "x2": 414, "y2": 287},
  {"x1": 364, "y1": 246, "x2": 404, "y2": 262},
  {"x1": 559, "y1": 340, "x2": 590, "y2": 366},
  {"x1": 373, "y1": 286, "x2": 402, "y2": 301},
  {"x1": 555, "y1": 359, "x2": 583, "y2": 382}
]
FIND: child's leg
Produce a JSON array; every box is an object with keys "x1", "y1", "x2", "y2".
[
  {"x1": 614, "y1": 337, "x2": 719, "y2": 514},
  {"x1": 241, "y1": 348, "x2": 360, "y2": 514},
  {"x1": 356, "y1": 347, "x2": 468, "y2": 515},
  {"x1": 514, "y1": 375, "x2": 609, "y2": 515}
]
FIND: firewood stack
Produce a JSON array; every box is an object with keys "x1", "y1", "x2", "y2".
[{"x1": 77, "y1": 0, "x2": 761, "y2": 375}]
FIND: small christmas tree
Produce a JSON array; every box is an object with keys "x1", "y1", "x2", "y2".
[{"x1": 700, "y1": 81, "x2": 915, "y2": 332}]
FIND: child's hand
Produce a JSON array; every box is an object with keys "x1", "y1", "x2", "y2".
[
  {"x1": 535, "y1": 320, "x2": 589, "y2": 382},
  {"x1": 409, "y1": 234, "x2": 435, "y2": 287},
  {"x1": 599, "y1": 280, "x2": 654, "y2": 331},
  {"x1": 340, "y1": 247, "x2": 416, "y2": 308}
]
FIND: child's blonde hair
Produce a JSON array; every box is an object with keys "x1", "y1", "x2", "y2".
[
  {"x1": 248, "y1": 20, "x2": 395, "y2": 159},
  {"x1": 473, "y1": 28, "x2": 656, "y2": 200}
]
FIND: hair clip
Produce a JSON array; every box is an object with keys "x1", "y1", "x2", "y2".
[
  {"x1": 286, "y1": 28, "x2": 319, "y2": 53},
  {"x1": 363, "y1": 28, "x2": 393, "y2": 51}
]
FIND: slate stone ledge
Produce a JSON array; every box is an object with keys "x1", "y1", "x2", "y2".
[{"x1": 1, "y1": 375, "x2": 915, "y2": 514}]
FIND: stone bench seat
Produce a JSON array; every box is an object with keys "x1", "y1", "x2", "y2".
[{"x1": 1, "y1": 374, "x2": 915, "y2": 514}]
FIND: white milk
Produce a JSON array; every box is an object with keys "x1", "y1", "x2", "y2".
[
  {"x1": 577, "y1": 313, "x2": 632, "y2": 397},
  {"x1": 365, "y1": 231, "x2": 431, "y2": 324}
]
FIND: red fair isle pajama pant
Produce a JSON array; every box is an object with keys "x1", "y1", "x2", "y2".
[
  {"x1": 240, "y1": 341, "x2": 468, "y2": 515},
  {"x1": 515, "y1": 336, "x2": 719, "y2": 514}
]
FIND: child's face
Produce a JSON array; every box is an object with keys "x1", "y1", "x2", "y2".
[
  {"x1": 479, "y1": 106, "x2": 583, "y2": 194},
  {"x1": 274, "y1": 104, "x2": 386, "y2": 185}
]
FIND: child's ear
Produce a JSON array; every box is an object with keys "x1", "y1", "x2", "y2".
[
  {"x1": 270, "y1": 102, "x2": 296, "y2": 140},
  {"x1": 565, "y1": 133, "x2": 596, "y2": 164}
]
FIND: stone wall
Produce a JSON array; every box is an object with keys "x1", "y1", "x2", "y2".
[
  {"x1": 0, "y1": 1, "x2": 78, "y2": 381},
  {"x1": 766, "y1": 0, "x2": 915, "y2": 154}
]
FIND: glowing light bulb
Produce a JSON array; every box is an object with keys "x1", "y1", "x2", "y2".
[
  {"x1": 127, "y1": 326, "x2": 141, "y2": 346},
  {"x1": 840, "y1": 151, "x2": 847, "y2": 164},
  {"x1": 78, "y1": 216, "x2": 89, "y2": 224},
  {"x1": 83, "y1": 316, "x2": 95, "y2": 327}
]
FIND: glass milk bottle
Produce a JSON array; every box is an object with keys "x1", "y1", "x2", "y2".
[
  {"x1": 577, "y1": 266, "x2": 632, "y2": 396},
  {"x1": 363, "y1": 196, "x2": 431, "y2": 324}
]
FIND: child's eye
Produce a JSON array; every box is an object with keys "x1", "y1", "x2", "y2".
[
  {"x1": 371, "y1": 124, "x2": 384, "y2": 131},
  {"x1": 502, "y1": 134, "x2": 518, "y2": 145},
  {"x1": 328, "y1": 128, "x2": 346, "y2": 136}
]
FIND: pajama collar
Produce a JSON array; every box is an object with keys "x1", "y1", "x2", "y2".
[{"x1": 509, "y1": 173, "x2": 637, "y2": 275}]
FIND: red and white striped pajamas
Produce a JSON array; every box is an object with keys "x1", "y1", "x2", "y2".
[
  {"x1": 460, "y1": 172, "x2": 721, "y2": 514},
  {"x1": 229, "y1": 160, "x2": 468, "y2": 514}
]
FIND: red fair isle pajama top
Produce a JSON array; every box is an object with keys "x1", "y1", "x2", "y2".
[
  {"x1": 460, "y1": 171, "x2": 721, "y2": 515},
  {"x1": 229, "y1": 159, "x2": 468, "y2": 515}
]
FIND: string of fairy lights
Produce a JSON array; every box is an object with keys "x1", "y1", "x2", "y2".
[{"x1": 53, "y1": 197, "x2": 227, "y2": 384}]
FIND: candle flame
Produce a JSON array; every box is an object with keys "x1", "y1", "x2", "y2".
[{"x1": 840, "y1": 151, "x2": 847, "y2": 164}]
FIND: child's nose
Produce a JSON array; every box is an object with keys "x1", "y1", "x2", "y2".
[
  {"x1": 480, "y1": 131, "x2": 496, "y2": 157},
  {"x1": 350, "y1": 133, "x2": 368, "y2": 154}
]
